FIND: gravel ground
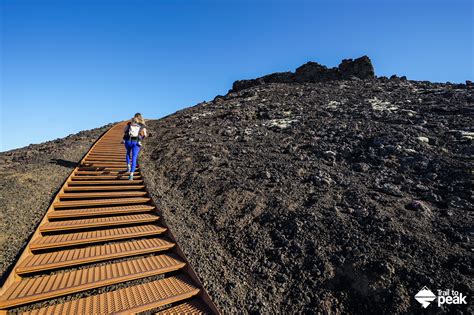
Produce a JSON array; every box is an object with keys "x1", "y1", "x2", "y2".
[
  {"x1": 140, "y1": 75, "x2": 472, "y2": 313},
  {"x1": 0, "y1": 123, "x2": 113, "y2": 285}
]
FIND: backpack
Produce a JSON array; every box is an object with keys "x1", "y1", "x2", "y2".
[
  {"x1": 129, "y1": 123, "x2": 141, "y2": 137},
  {"x1": 125, "y1": 122, "x2": 142, "y2": 139}
]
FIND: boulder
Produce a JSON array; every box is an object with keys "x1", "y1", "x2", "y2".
[{"x1": 338, "y1": 56, "x2": 375, "y2": 79}]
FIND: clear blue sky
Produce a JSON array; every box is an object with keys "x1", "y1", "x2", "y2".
[{"x1": 1, "y1": 0, "x2": 472, "y2": 152}]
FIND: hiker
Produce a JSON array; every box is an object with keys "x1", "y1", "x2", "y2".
[{"x1": 123, "y1": 113, "x2": 147, "y2": 180}]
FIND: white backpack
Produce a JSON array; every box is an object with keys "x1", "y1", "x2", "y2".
[{"x1": 128, "y1": 123, "x2": 142, "y2": 138}]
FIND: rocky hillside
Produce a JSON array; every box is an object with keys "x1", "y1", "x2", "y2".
[
  {"x1": 0, "y1": 124, "x2": 112, "y2": 284},
  {"x1": 140, "y1": 57, "x2": 472, "y2": 314},
  {"x1": 0, "y1": 56, "x2": 471, "y2": 314}
]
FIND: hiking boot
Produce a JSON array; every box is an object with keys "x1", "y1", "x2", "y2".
[
  {"x1": 128, "y1": 173, "x2": 134, "y2": 180},
  {"x1": 125, "y1": 164, "x2": 131, "y2": 173}
]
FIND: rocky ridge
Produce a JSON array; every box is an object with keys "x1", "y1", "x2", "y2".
[
  {"x1": 141, "y1": 57, "x2": 472, "y2": 313},
  {"x1": 231, "y1": 55, "x2": 375, "y2": 92}
]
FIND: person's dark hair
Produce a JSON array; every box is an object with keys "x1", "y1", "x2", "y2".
[{"x1": 132, "y1": 113, "x2": 145, "y2": 125}]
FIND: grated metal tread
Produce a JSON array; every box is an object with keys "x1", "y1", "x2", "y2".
[
  {"x1": 86, "y1": 149, "x2": 123, "y2": 152},
  {"x1": 71, "y1": 175, "x2": 142, "y2": 180},
  {"x1": 87, "y1": 151, "x2": 125, "y2": 154},
  {"x1": 89, "y1": 147, "x2": 125, "y2": 150},
  {"x1": 40, "y1": 214, "x2": 160, "y2": 232},
  {"x1": 0, "y1": 254, "x2": 185, "y2": 308},
  {"x1": 68, "y1": 179, "x2": 144, "y2": 185},
  {"x1": 22, "y1": 275, "x2": 200, "y2": 315},
  {"x1": 84, "y1": 154, "x2": 126, "y2": 157},
  {"x1": 82, "y1": 160, "x2": 129, "y2": 165},
  {"x1": 17, "y1": 238, "x2": 175, "y2": 275},
  {"x1": 84, "y1": 157, "x2": 126, "y2": 160},
  {"x1": 30, "y1": 224, "x2": 167, "y2": 250},
  {"x1": 87, "y1": 157, "x2": 126, "y2": 161},
  {"x1": 84, "y1": 158, "x2": 127, "y2": 162},
  {"x1": 87, "y1": 150, "x2": 125, "y2": 153},
  {"x1": 0, "y1": 122, "x2": 216, "y2": 313},
  {"x1": 54, "y1": 197, "x2": 150, "y2": 208},
  {"x1": 74, "y1": 169, "x2": 139, "y2": 176},
  {"x1": 77, "y1": 166, "x2": 140, "y2": 171},
  {"x1": 59, "y1": 191, "x2": 148, "y2": 199},
  {"x1": 157, "y1": 299, "x2": 211, "y2": 314},
  {"x1": 64, "y1": 185, "x2": 145, "y2": 191},
  {"x1": 48, "y1": 204, "x2": 155, "y2": 219},
  {"x1": 79, "y1": 165, "x2": 133, "y2": 169}
]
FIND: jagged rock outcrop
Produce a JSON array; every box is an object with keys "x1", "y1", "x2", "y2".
[{"x1": 231, "y1": 55, "x2": 374, "y2": 92}]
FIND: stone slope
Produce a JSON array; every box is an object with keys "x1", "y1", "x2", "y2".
[{"x1": 141, "y1": 63, "x2": 472, "y2": 313}]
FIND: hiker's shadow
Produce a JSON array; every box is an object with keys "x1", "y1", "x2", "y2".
[{"x1": 50, "y1": 159, "x2": 78, "y2": 168}]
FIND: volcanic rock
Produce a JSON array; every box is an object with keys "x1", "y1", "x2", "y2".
[
  {"x1": 140, "y1": 59, "x2": 472, "y2": 313},
  {"x1": 1, "y1": 56, "x2": 472, "y2": 314},
  {"x1": 231, "y1": 56, "x2": 375, "y2": 92}
]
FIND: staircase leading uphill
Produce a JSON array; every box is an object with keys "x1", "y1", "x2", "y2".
[{"x1": 0, "y1": 122, "x2": 218, "y2": 314}]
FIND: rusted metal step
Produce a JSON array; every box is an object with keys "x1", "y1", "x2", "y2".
[
  {"x1": 81, "y1": 162, "x2": 131, "y2": 169},
  {"x1": 84, "y1": 155, "x2": 125, "y2": 162},
  {"x1": 82, "y1": 159, "x2": 128, "y2": 162},
  {"x1": 75, "y1": 169, "x2": 141, "y2": 174},
  {"x1": 88, "y1": 151, "x2": 126, "y2": 154},
  {"x1": 40, "y1": 214, "x2": 160, "y2": 232},
  {"x1": 91, "y1": 149, "x2": 123, "y2": 152},
  {"x1": 83, "y1": 159, "x2": 128, "y2": 164},
  {"x1": 93, "y1": 147, "x2": 123, "y2": 149},
  {"x1": 0, "y1": 121, "x2": 217, "y2": 313},
  {"x1": 74, "y1": 171, "x2": 135, "y2": 175},
  {"x1": 77, "y1": 167, "x2": 133, "y2": 172},
  {"x1": 91, "y1": 145, "x2": 123, "y2": 147},
  {"x1": 30, "y1": 224, "x2": 167, "y2": 251},
  {"x1": 83, "y1": 160, "x2": 126, "y2": 164},
  {"x1": 86, "y1": 155, "x2": 126, "y2": 159},
  {"x1": 157, "y1": 299, "x2": 211, "y2": 314},
  {"x1": 86, "y1": 155, "x2": 125, "y2": 158},
  {"x1": 22, "y1": 275, "x2": 200, "y2": 315},
  {"x1": 67, "y1": 180, "x2": 144, "y2": 185},
  {"x1": 48, "y1": 204, "x2": 155, "y2": 219},
  {"x1": 89, "y1": 146, "x2": 126, "y2": 155},
  {"x1": 0, "y1": 254, "x2": 186, "y2": 308},
  {"x1": 88, "y1": 149, "x2": 127, "y2": 156},
  {"x1": 84, "y1": 155, "x2": 125, "y2": 159},
  {"x1": 17, "y1": 238, "x2": 175, "y2": 275},
  {"x1": 64, "y1": 185, "x2": 145, "y2": 191},
  {"x1": 75, "y1": 169, "x2": 138, "y2": 173},
  {"x1": 54, "y1": 197, "x2": 150, "y2": 208},
  {"x1": 83, "y1": 160, "x2": 128, "y2": 164},
  {"x1": 70, "y1": 175, "x2": 142, "y2": 180},
  {"x1": 58, "y1": 191, "x2": 148, "y2": 199}
]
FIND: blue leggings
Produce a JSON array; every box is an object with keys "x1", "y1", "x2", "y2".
[{"x1": 124, "y1": 140, "x2": 141, "y2": 173}]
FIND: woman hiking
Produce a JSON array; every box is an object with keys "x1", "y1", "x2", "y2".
[{"x1": 123, "y1": 113, "x2": 147, "y2": 180}]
